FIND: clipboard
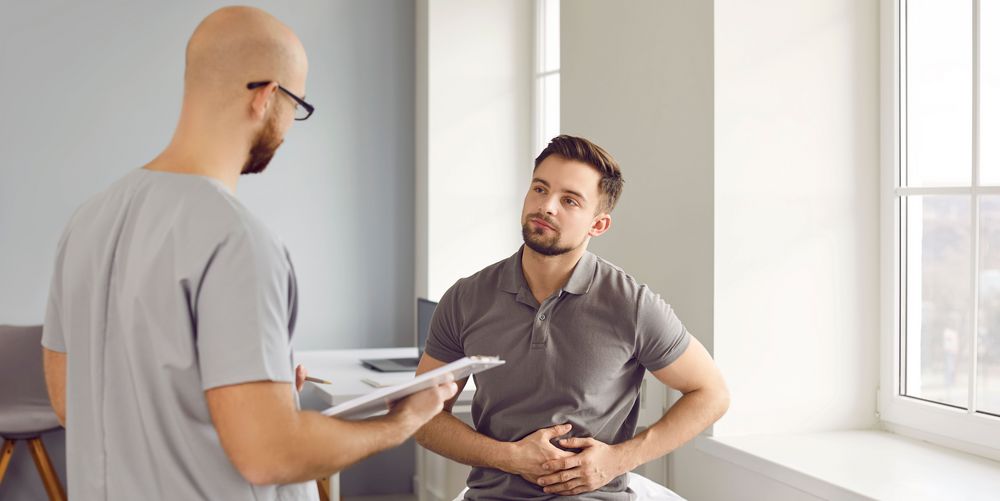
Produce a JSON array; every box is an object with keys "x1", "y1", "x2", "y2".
[{"x1": 321, "y1": 356, "x2": 504, "y2": 419}]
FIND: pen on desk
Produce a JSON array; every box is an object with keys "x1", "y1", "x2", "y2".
[{"x1": 305, "y1": 376, "x2": 332, "y2": 385}]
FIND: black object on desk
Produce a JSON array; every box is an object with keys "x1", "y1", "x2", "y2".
[{"x1": 361, "y1": 298, "x2": 436, "y2": 372}]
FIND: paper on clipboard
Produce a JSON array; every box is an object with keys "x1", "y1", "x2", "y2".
[{"x1": 321, "y1": 356, "x2": 504, "y2": 420}]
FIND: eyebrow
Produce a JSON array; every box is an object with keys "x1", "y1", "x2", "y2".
[{"x1": 531, "y1": 177, "x2": 588, "y2": 202}]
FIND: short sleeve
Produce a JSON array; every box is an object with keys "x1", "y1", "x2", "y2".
[
  {"x1": 423, "y1": 282, "x2": 465, "y2": 363},
  {"x1": 195, "y1": 226, "x2": 295, "y2": 390},
  {"x1": 42, "y1": 228, "x2": 71, "y2": 353},
  {"x1": 635, "y1": 286, "x2": 692, "y2": 372}
]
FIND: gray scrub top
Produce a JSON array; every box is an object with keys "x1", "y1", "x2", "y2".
[
  {"x1": 42, "y1": 169, "x2": 317, "y2": 501},
  {"x1": 424, "y1": 247, "x2": 691, "y2": 501}
]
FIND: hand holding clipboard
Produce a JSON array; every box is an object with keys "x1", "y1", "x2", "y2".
[{"x1": 321, "y1": 356, "x2": 504, "y2": 420}]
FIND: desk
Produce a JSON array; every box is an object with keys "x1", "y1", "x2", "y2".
[{"x1": 294, "y1": 348, "x2": 477, "y2": 501}]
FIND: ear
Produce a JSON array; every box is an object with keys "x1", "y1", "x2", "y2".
[
  {"x1": 248, "y1": 82, "x2": 278, "y2": 121},
  {"x1": 589, "y1": 212, "x2": 612, "y2": 237}
]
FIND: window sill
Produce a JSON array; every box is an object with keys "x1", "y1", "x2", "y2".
[{"x1": 695, "y1": 430, "x2": 1000, "y2": 501}]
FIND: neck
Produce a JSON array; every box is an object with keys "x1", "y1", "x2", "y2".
[
  {"x1": 143, "y1": 107, "x2": 250, "y2": 193},
  {"x1": 520, "y1": 243, "x2": 588, "y2": 303}
]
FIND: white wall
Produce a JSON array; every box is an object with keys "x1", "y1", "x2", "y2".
[
  {"x1": 0, "y1": 0, "x2": 416, "y2": 350},
  {"x1": 712, "y1": 0, "x2": 880, "y2": 437},
  {"x1": 670, "y1": 443, "x2": 825, "y2": 501},
  {"x1": 562, "y1": 0, "x2": 715, "y2": 490},
  {"x1": 562, "y1": 0, "x2": 881, "y2": 499},
  {"x1": 561, "y1": 0, "x2": 715, "y2": 353},
  {"x1": 415, "y1": 0, "x2": 533, "y2": 301}
]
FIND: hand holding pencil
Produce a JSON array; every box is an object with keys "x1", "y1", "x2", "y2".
[{"x1": 295, "y1": 364, "x2": 332, "y2": 392}]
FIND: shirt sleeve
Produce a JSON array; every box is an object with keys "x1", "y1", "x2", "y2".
[
  {"x1": 42, "y1": 227, "x2": 71, "y2": 353},
  {"x1": 635, "y1": 286, "x2": 692, "y2": 372},
  {"x1": 195, "y1": 225, "x2": 295, "y2": 390},
  {"x1": 423, "y1": 281, "x2": 466, "y2": 363}
]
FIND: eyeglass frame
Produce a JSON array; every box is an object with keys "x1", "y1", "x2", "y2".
[{"x1": 246, "y1": 81, "x2": 315, "y2": 121}]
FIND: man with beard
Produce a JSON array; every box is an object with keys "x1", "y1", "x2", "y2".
[
  {"x1": 41, "y1": 7, "x2": 456, "y2": 500},
  {"x1": 414, "y1": 135, "x2": 730, "y2": 499}
]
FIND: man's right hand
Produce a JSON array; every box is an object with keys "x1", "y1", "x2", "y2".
[
  {"x1": 501, "y1": 423, "x2": 577, "y2": 484},
  {"x1": 387, "y1": 381, "x2": 459, "y2": 432}
]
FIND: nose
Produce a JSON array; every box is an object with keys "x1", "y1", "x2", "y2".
[{"x1": 540, "y1": 194, "x2": 558, "y2": 216}]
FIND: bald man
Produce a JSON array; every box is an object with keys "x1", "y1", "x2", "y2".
[{"x1": 40, "y1": 7, "x2": 456, "y2": 500}]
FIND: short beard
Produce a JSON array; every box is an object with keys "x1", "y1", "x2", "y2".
[
  {"x1": 521, "y1": 216, "x2": 575, "y2": 256},
  {"x1": 241, "y1": 115, "x2": 283, "y2": 175}
]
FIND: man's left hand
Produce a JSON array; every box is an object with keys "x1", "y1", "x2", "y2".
[
  {"x1": 535, "y1": 437, "x2": 629, "y2": 496},
  {"x1": 295, "y1": 364, "x2": 307, "y2": 392}
]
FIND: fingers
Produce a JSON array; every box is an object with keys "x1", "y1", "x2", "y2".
[
  {"x1": 542, "y1": 455, "x2": 582, "y2": 472},
  {"x1": 539, "y1": 470, "x2": 587, "y2": 494},
  {"x1": 400, "y1": 382, "x2": 458, "y2": 417},
  {"x1": 437, "y1": 381, "x2": 459, "y2": 400},
  {"x1": 548, "y1": 481, "x2": 590, "y2": 496},
  {"x1": 295, "y1": 365, "x2": 306, "y2": 392},
  {"x1": 537, "y1": 465, "x2": 582, "y2": 486},
  {"x1": 557, "y1": 437, "x2": 596, "y2": 449},
  {"x1": 540, "y1": 423, "x2": 573, "y2": 439}
]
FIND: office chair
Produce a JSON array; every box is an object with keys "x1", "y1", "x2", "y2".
[{"x1": 0, "y1": 325, "x2": 66, "y2": 501}]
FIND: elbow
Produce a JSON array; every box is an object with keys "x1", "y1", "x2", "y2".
[
  {"x1": 714, "y1": 385, "x2": 731, "y2": 421},
  {"x1": 239, "y1": 468, "x2": 282, "y2": 487},
  {"x1": 233, "y1": 453, "x2": 296, "y2": 486},
  {"x1": 225, "y1": 435, "x2": 299, "y2": 485},
  {"x1": 235, "y1": 463, "x2": 273, "y2": 486},
  {"x1": 719, "y1": 393, "x2": 731, "y2": 418}
]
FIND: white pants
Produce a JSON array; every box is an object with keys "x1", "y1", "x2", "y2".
[{"x1": 451, "y1": 472, "x2": 686, "y2": 500}]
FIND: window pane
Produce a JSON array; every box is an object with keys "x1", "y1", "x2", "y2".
[
  {"x1": 981, "y1": 0, "x2": 1000, "y2": 185},
  {"x1": 542, "y1": 73, "x2": 560, "y2": 145},
  {"x1": 543, "y1": 0, "x2": 560, "y2": 73},
  {"x1": 535, "y1": 77, "x2": 545, "y2": 154},
  {"x1": 906, "y1": 0, "x2": 972, "y2": 186},
  {"x1": 978, "y1": 196, "x2": 1000, "y2": 415},
  {"x1": 904, "y1": 195, "x2": 972, "y2": 408}
]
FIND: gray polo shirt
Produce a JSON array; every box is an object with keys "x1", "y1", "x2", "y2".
[
  {"x1": 425, "y1": 247, "x2": 691, "y2": 500},
  {"x1": 42, "y1": 169, "x2": 317, "y2": 501}
]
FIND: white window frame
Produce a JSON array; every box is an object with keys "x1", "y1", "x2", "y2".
[
  {"x1": 532, "y1": 0, "x2": 559, "y2": 156},
  {"x1": 879, "y1": 0, "x2": 1000, "y2": 461}
]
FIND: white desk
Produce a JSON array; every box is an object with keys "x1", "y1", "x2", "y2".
[{"x1": 294, "y1": 348, "x2": 476, "y2": 501}]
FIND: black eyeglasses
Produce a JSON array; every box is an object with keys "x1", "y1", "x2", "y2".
[{"x1": 246, "y1": 81, "x2": 315, "y2": 121}]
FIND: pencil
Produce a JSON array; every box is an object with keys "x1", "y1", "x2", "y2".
[{"x1": 305, "y1": 376, "x2": 332, "y2": 385}]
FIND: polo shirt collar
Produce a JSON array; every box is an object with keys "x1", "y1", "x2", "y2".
[
  {"x1": 563, "y1": 250, "x2": 597, "y2": 295},
  {"x1": 499, "y1": 248, "x2": 525, "y2": 294},
  {"x1": 499, "y1": 246, "x2": 597, "y2": 296}
]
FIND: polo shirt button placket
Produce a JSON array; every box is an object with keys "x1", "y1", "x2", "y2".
[{"x1": 531, "y1": 307, "x2": 550, "y2": 349}]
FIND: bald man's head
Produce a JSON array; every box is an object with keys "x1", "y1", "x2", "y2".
[{"x1": 184, "y1": 6, "x2": 308, "y2": 100}]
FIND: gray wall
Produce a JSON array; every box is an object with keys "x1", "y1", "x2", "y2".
[
  {"x1": 0, "y1": 0, "x2": 416, "y2": 350},
  {"x1": 1, "y1": 2, "x2": 414, "y2": 496}
]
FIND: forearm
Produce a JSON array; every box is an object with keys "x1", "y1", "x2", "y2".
[
  {"x1": 616, "y1": 386, "x2": 729, "y2": 470},
  {"x1": 414, "y1": 412, "x2": 514, "y2": 472},
  {"x1": 42, "y1": 348, "x2": 66, "y2": 427},
  {"x1": 267, "y1": 410, "x2": 417, "y2": 484}
]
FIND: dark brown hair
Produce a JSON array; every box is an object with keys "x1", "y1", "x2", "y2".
[{"x1": 534, "y1": 135, "x2": 624, "y2": 213}]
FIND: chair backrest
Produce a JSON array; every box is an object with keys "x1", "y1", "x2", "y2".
[{"x1": 0, "y1": 325, "x2": 61, "y2": 436}]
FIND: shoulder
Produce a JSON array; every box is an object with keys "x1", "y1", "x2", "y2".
[
  {"x1": 461, "y1": 255, "x2": 509, "y2": 287},
  {"x1": 591, "y1": 255, "x2": 649, "y2": 304},
  {"x1": 83, "y1": 170, "x2": 288, "y2": 262},
  {"x1": 154, "y1": 171, "x2": 289, "y2": 259},
  {"x1": 449, "y1": 252, "x2": 516, "y2": 294},
  {"x1": 437, "y1": 253, "x2": 514, "y2": 317}
]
